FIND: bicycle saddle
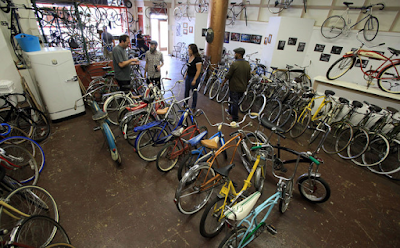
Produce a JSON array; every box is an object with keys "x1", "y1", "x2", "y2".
[
  {"x1": 230, "y1": 2, "x2": 236, "y2": 5},
  {"x1": 303, "y1": 92, "x2": 315, "y2": 98},
  {"x1": 201, "y1": 137, "x2": 219, "y2": 150},
  {"x1": 102, "y1": 66, "x2": 112, "y2": 70},
  {"x1": 339, "y1": 97, "x2": 349, "y2": 104},
  {"x1": 324, "y1": 90, "x2": 335, "y2": 97},
  {"x1": 214, "y1": 163, "x2": 235, "y2": 177},
  {"x1": 156, "y1": 107, "x2": 169, "y2": 115},
  {"x1": 286, "y1": 65, "x2": 294, "y2": 70},
  {"x1": 352, "y1": 100, "x2": 363, "y2": 109},
  {"x1": 186, "y1": 131, "x2": 208, "y2": 147},
  {"x1": 261, "y1": 119, "x2": 284, "y2": 134},
  {"x1": 387, "y1": 106, "x2": 399, "y2": 114},
  {"x1": 142, "y1": 97, "x2": 155, "y2": 104},
  {"x1": 343, "y1": 2, "x2": 354, "y2": 7},
  {"x1": 270, "y1": 66, "x2": 278, "y2": 70},
  {"x1": 92, "y1": 111, "x2": 107, "y2": 121},
  {"x1": 369, "y1": 104, "x2": 382, "y2": 113},
  {"x1": 224, "y1": 191, "x2": 261, "y2": 221},
  {"x1": 388, "y1": 47, "x2": 400, "y2": 56},
  {"x1": 171, "y1": 127, "x2": 184, "y2": 137}
]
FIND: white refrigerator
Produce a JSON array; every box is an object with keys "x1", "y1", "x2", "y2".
[{"x1": 24, "y1": 47, "x2": 85, "y2": 121}]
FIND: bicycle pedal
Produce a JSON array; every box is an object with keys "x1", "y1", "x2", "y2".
[
  {"x1": 93, "y1": 126, "x2": 101, "y2": 131},
  {"x1": 267, "y1": 224, "x2": 277, "y2": 235}
]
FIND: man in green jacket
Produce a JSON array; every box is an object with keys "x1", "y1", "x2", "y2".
[{"x1": 222, "y1": 47, "x2": 251, "y2": 122}]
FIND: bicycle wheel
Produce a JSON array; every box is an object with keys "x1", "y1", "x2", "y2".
[
  {"x1": 136, "y1": 126, "x2": 168, "y2": 162},
  {"x1": 199, "y1": 196, "x2": 226, "y2": 238},
  {"x1": 226, "y1": 9, "x2": 234, "y2": 25},
  {"x1": 377, "y1": 62, "x2": 400, "y2": 94},
  {"x1": 209, "y1": 80, "x2": 220, "y2": 100},
  {"x1": 298, "y1": 176, "x2": 330, "y2": 203},
  {"x1": 239, "y1": 91, "x2": 255, "y2": 113},
  {"x1": 203, "y1": 75, "x2": 215, "y2": 95},
  {"x1": 216, "y1": 83, "x2": 229, "y2": 103},
  {"x1": 290, "y1": 110, "x2": 311, "y2": 138},
  {"x1": 267, "y1": 0, "x2": 285, "y2": 14},
  {"x1": 261, "y1": 99, "x2": 282, "y2": 123},
  {"x1": 371, "y1": 142, "x2": 400, "y2": 176},
  {"x1": 352, "y1": 133, "x2": 389, "y2": 167},
  {"x1": 321, "y1": 15, "x2": 345, "y2": 39},
  {"x1": 195, "y1": 0, "x2": 206, "y2": 13},
  {"x1": 299, "y1": 74, "x2": 312, "y2": 89},
  {"x1": 103, "y1": 94, "x2": 136, "y2": 125},
  {"x1": 363, "y1": 16, "x2": 379, "y2": 41},
  {"x1": 250, "y1": 95, "x2": 266, "y2": 116},
  {"x1": 0, "y1": 186, "x2": 58, "y2": 240},
  {"x1": 276, "y1": 106, "x2": 297, "y2": 133},
  {"x1": 181, "y1": 63, "x2": 188, "y2": 77},
  {"x1": 145, "y1": 7, "x2": 152, "y2": 19},
  {"x1": 308, "y1": 121, "x2": 324, "y2": 145},
  {"x1": 124, "y1": 113, "x2": 156, "y2": 147},
  {"x1": 156, "y1": 142, "x2": 181, "y2": 172},
  {"x1": 218, "y1": 225, "x2": 248, "y2": 248},
  {"x1": 254, "y1": 159, "x2": 267, "y2": 193},
  {"x1": 1, "y1": 144, "x2": 39, "y2": 186},
  {"x1": 11, "y1": 215, "x2": 70, "y2": 247},
  {"x1": 322, "y1": 122, "x2": 353, "y2": 154},
  {"x1": 272, "y1": 70, "x2": 288, "y2": 82},
  {"x1": 326, "y1": 57, "x2": 355, "y2": 80},
  {"x1": 177, "y1": 152, "x2": 199, "y2": 181},
  {"x1": 342, "y1": 127, "x2": 369, "y2": 159},
  {"x1": 279, "y1": 180, "x2": 293, "y2": 213},
  {"x1": 175, "y1": 163, "x2": 216, "y2": 215},
  {"x1": 173, "y1": 7, "x2": 182, "y2": 21},
  {"x1": 239, "y1": 132, "x2": 262, "y2": 173}
]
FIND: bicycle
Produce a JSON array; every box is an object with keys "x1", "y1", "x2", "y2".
[
  {"x1": 246, "y1": 52, "x2": 267, "y2": 76},
  {"x1": 145, "y1": 0, "x2": 167, "y2": 19},
  {"x1": 174, "y1": 1, "x2": 192, "y2": 21},
  {"x1": 74, "y1": 85, "x2": 122, "y2": 165},
  {"x1": 268, "y1": 0, "x2": 307, "y2": 14},
  {"x1": 195, "y1": 0, "x2": 208, "y2": 13},
  {"x1": 226, "y1": 1, "x2": 249, "y2": 26},
  {"x1": 218, "y1": 123, "x2": 331, "y2": 248},
  {"x1": 321, "y1": 2, "x2": 384, "y2": 41},
  {"x1": 326, "y1": 30, "x2": 400, "y2": 94},
  {"x1": 271, "y1": 61, "x2": 312, "y2": 89}
]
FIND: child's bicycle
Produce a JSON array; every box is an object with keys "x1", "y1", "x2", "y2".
[{"x1": 218, "y1": 122, "x2": 332, "y2": 248}]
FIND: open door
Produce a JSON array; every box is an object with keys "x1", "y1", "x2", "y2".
[{"x1": 150, "y1": 17, "x2": 168, "y2": 52}]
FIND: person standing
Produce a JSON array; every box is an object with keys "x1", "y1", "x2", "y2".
[
  {"x1": 112, "y1": 34, "x2": 139, "y2": 90},
  {"x1": 184, "y1": 44, "x2": 202, "y2": 110},
  {"x1": 101, "y1": 26, "x2": 115, "y2": 60},
  {"x1": 135, "y1": 30, "x2": 148, "y2": 56},
  {"x1": 145, "y1": 40, "x2": 164, "y2": 86},
  {"x1": 222, "y1": 47, "x2": 251, "y2": 122}
]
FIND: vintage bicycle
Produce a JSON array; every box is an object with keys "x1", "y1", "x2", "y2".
[{"x1": 226, "y1": 1, "x2": 249, "y2": 26}]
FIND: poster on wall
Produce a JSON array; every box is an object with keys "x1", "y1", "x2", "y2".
[
  {"x1": 183, "y1": 23, "x2": 188, "y2": 28},
  {"x1": 320, "y1": 53, "x2": 331, "y2": 62},
  {"x1": 202, "y1": 28, "x2": 207, "y2": 37},
  {"x1": 264, "y1": 37, "x2": 268, "y2": 45},
  {"x1": 251, "y1": 35, "x2": 262, "y2": 44},
  {"x1": 277, "y1": 40, "x2": 285, "y2": 50},
  {"x1": 240, "y1": 34, "x2": 251, "y2": 43},
  {"x1": 268, "y1": 34, "x2": 272, "y2": 43},
  {"x1": 189, "y1": 26, "x2": 193, "y2": 33},
  {"x1": 231, "y1": 33, "x2": 241, "y2": 41},
  {"x1": 355, "y1": 59, "x2": 369, "y2": 68},
  {"x1": 288, "y1": 37, "x2": 297, "y2": 45},
  {"x1": 331, "y1": 46, "x2": 343, "y2": 55},
  {"x1": 297, "y1": 42, "x2": 305, "y2": 52},
  {"x1": 224, "y1": 32, "x2": 230, "y2": 43},
  {"x1": 183, "y1": 29, "x2": 188, "y2": 35},
  {"x1": 314, "y1": 44, "x2": 325, "y2": 52},
  {"x1": 176, "y1": 23, "x2": 182, "y2": 37}
]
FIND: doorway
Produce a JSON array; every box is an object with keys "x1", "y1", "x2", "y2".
[{"x1": 150, "y1": 16, "x2": 168, "y2": 52}]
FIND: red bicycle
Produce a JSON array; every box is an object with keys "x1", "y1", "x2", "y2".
[{"x1": 326, "y1": 30, "x2": 400, "y2": 94}]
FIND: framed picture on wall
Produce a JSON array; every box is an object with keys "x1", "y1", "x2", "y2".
[
  {"x1": 189, "y1": 26, "x2": 193, "y2": 33},
  {"x1": 297, "y1": 42, "x2": 306, "y2": 52},
  {"x1": 320, "y1": 53, "x2": 331, "y2": 62},
  {"x1": 202, "y1": 28, "x2": 207, "y2": 37},
  {"x1": 331, "y1": 46, "x2": 343, "y2": 55},
  {"x1": 288, "y1": 37, "x2": 297, "y2": 45},
  {"x1": 355, "y1": 59, "x2": 369, "y2": 68},
  {"x1": 231, "y1": 33, "x2": 241, "y2": 41},
  {"x1": 277, "y1": 40, "x2": 285, "y2": 50},
  {"x1": 250, "y1": 35, "x2": 262, "y2": 44},
  {"x1": 224, "y1": 32, "x2": 230, "y2": 43},
  {"x1": 183, "y1": 23, "x2": 188, "y2": 28},
  {"x1": 268, "y1": 34, "x2": 272, "y2": 43},
  {"x1": 183, "y1": 29, "x2": 188, "y2": 35},
  {"x1": 240, "y1": 34, "x2": 251, "y2": 43},
  {"x1": 264, "y1": 37, "x2": 268, "y2": 45},
  {"x1": 314, "y1": 44, "x2": 325, "y2": 52}
]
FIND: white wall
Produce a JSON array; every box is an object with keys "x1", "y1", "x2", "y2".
[{"x1": 194, "y1": 12, "x2": 207, "y2": 50}]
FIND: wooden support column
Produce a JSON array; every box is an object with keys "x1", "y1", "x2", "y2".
[{"x1": 205, "y1": 0, "x2": 229, "y2": 65}]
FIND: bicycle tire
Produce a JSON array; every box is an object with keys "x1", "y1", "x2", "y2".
[
  {"x1": 199, "y1": 196, "x2": 226, "y2": 238},
  {"x1": 377, "y1": 62, "x2": 400, "y2": 94},
  {"x1": 290, "y1": 109, "x2": 311, "y2": 138},
  {"x1": 279, "y1": 179, "x2": 293, "y2": 213},
  {"x1": 175, "y1": 163, "x2": 216, "y2": 215},
  {"x1": 103, "y1": 94, "x2": 136, "y2": 125},
  {"x1": 145, "y1": 7, "x2": 152, "y2": 19},
  {"x1": 341, "y1": 127, "x2": 369, "y2": 159},
  {"x1": 277, "y1": 107, "x2": 297, "y2": 133},
  {"x1": 177, "y1": 152, "x2": 202, "y2": 181},
  {"x1": 15, "y1": 107, "x2": 50, "y2": 142},
  {"x1": 261, "y1": 98, "x2": 282, "y2": 123},
  {"x1": 352, "y1": 133, "x2": 389, "y2": 167},
  {"x1": 46, "y1": 244, "x2": 76, "y2": 248},
  {"x1": 298, "y1": 176, "x2": 330, "y2": 203},
  {"x1": 173, "y1": 7, "x2": 182, "y2": 21},
  {"x1": 254, "y1": 160, "x2": 266, "y2": 193},
  {"x1": 239, "y1": 132, "x2": 262, "y2": 173},
  {"x1": 363, "y1": 16, "x2": 379, "y2": 41},
  {"x1": 203, "y1": 75, "x2": 215, "y2": 95},
  {"x1": 322, "y1": 122, "x2": 353, "y2": 154},
  {"x1": 209, "y1": 80, "x2": 220, "y2": 100},
  {"x1": 321, "y1": 15, "x2": 345, "y2": 39},
  {"x1": 308, "y1": 121, "x2": 324, "y2": 145},
  {"x1": 272, "y1": 70, "x2": 288, "y2": 81},
  {"x1": 250, "y1": 95, "x2": 266, "y2": 117},
  {"x1": 239, "y1": 91, "x2": 255, "y2": 113},
  {"x1": 267, "y1": 0, "x2": 285, "y2": 14},
  {"x1": 326, "y1": 56, "x2": 355, "y2": 80},
  {"x1": 216, "y1": 83, "x2": 229, "y2": 103},
  {"x1": 11, "y1": 215, "x2": 70, "y2": 247},
  {"x1": 299, "y1": 73, "x2": 312, "y2": 89},
  {"x1": 218, "y1": 225, "x2": 248, "y2": 248},
  {"x1": 124, "y1": 113, "x2": 156, "y2": 147},
  {"x1": 136, "y1": 126, "x2": 168, "y2": 162},
  {"x1": 370, "y1": 142, "x2": 400, "y2": 176},
  {"x1": 156, "y1": 142, "x2": 181, "y2": 172},
  {"x1": 0, "y1": 186, "x2": 59, "y2": 240}
]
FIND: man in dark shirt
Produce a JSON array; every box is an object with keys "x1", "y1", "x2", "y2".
[
  {"x1": 112, "y1": 34, "x2": 139, "y2": 90},
  {"x1": 135, "y1": 30, "x2": 148, "y2": 56},
  {"x1": 222, "y1": 47, "x2": 251, "y2": 122},
  {"x1": 101, "y1": 26, "x2": 114, "y2": 60}
]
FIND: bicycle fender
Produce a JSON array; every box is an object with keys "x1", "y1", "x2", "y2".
[
  {"x1": 102, "y1": 123, "x2": 119, "y2": 161},
  {"x1": 120, "y1": 108, "x2": 149, "y2": 126},
  {"x1": 296, "y1": 173, "x2": 321, "y2": 184},
  {"x1": 133, "y1": 120, "x2": 162, "y2": 132}
]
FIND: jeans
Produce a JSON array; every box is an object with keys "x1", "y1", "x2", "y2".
[
  {"x1": 184, "y1": 76, "x2": 200, "y2": 109},
  {"x1": 229, "y1": 91, "x2": 244, "y2": 122}
]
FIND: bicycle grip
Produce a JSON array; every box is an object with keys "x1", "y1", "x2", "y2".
[{"x1": 309, "y1": 156, "x2": 320, "y2": 165}]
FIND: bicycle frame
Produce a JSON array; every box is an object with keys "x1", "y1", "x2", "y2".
[{"x1": 297, "y1": 94, "x2": 330, "y2": 123}]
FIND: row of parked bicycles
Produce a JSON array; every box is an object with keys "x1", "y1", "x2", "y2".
[{"x1": 0, "y1": 92, "x2": 74, "y2": 247}]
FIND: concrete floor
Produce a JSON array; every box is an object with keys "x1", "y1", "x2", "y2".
[{"x1": 38, "y1": 56, "x2": 400, "y2": 248}]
